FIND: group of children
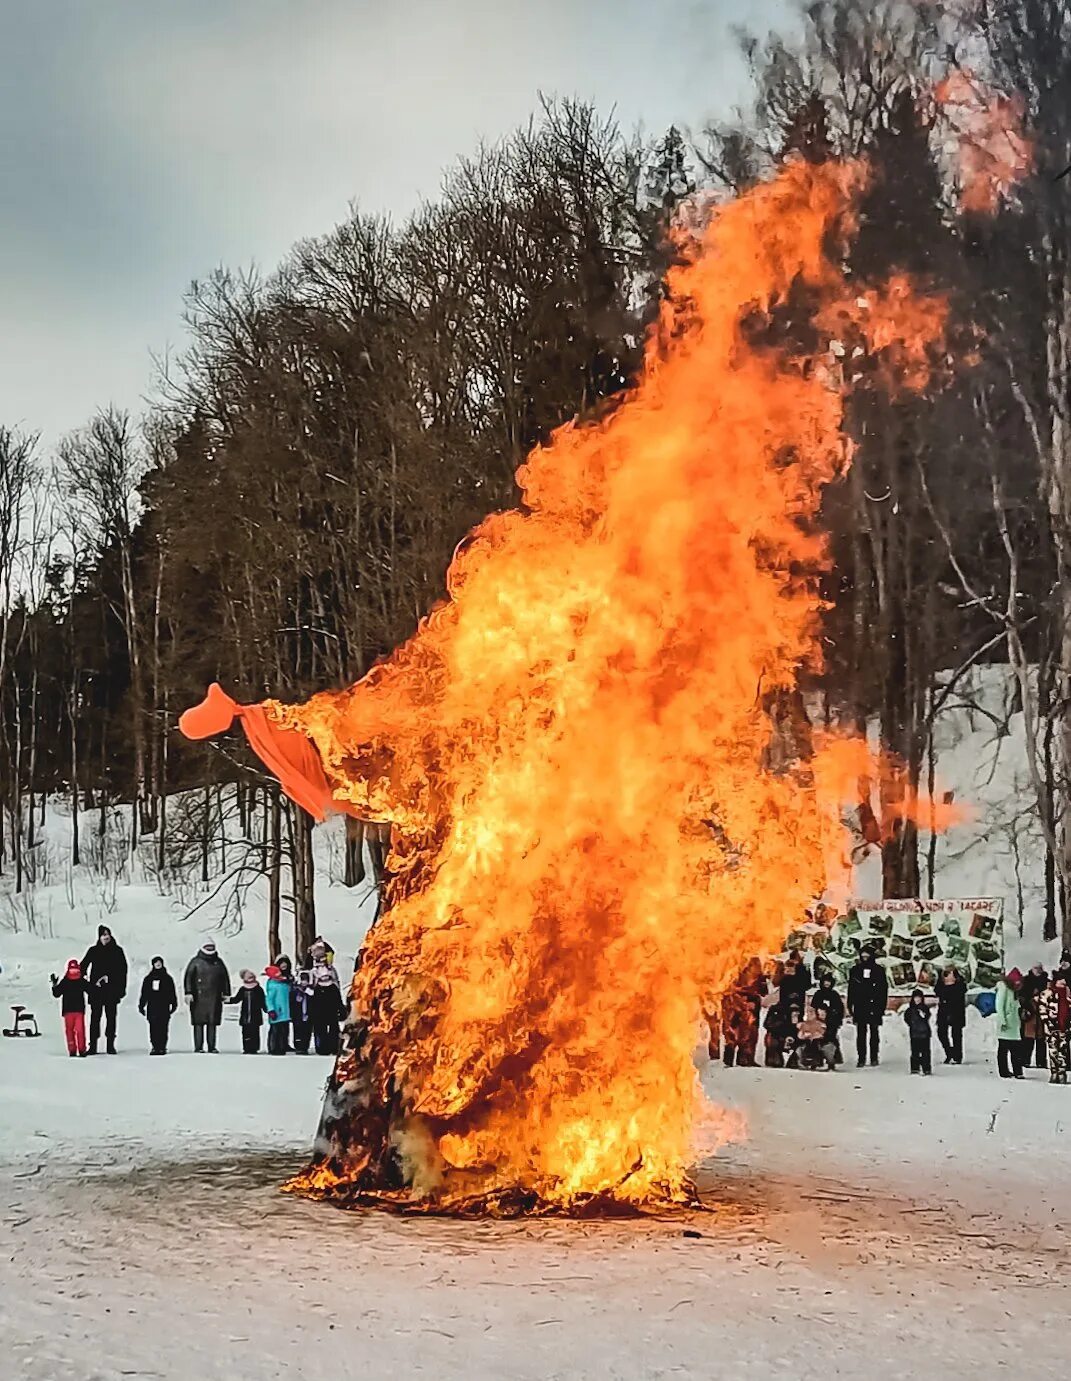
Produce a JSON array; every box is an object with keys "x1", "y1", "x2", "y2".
[{"x1": 50, "y1": 935, "x2": 347, "y2": 1057}]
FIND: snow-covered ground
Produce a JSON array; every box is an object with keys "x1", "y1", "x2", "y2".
[
  {"x1": 0, "y1": 665, "x2": 1066, "y2": 1379},
  {"x1": 2, "y1": 1017, "x2": 1069, "y2": 1381}
]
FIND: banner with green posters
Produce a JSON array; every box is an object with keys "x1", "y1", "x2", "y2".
[{"x1": 783, "y1": 898, "x2": 1004, "y2": 999}]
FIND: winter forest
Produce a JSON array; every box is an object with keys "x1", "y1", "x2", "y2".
[{"x1": 3, "y1": 0, "x2": 1070, "y2": 955}]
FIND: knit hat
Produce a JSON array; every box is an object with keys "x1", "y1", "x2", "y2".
[
  {"x1": 239, "y1": 968, "x2": 257, "y2": 986},
  {"x1": 66, "y1": 959, "x2": 81, "y2": 978},
  {"x1": 1006, "y1": 967, "x2": 1023, "y2": 986},
  {"x1": 201, "y1": 940, "x2": 217, "y2": 955}
]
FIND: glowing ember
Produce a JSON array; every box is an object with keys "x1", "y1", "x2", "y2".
[
  {"x1": 935, "y1": 69, "x2": 1033, "y2": 215},
  {"x1": 206, "y1": 160, "x2": 952, "y2": 1213}
]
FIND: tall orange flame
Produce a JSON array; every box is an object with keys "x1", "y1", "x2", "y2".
[{"x1": 267, "y1": 160, "x2": 947, "y2": 1210}]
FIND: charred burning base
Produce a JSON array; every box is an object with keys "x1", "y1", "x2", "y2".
[{"x1": 285, "y1": 1020, "x2": 704, "y2": 1219}]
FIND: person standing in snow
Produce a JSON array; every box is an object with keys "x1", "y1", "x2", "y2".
[
  {"x1": 934, "y1": 965, "x2": 968, "y2": 1066},
  {"x1": 811, "y1": 972, "x2": 845, "y2": 1064},
  {"x1": 1019, "y1": 963, "x2": 1049, "y2": 1069},
  {"x1": 264, "y1": 964, "x2": 291, "y2": 1054},
  {"x1": 763, "y1": 994, "x2": 801, "y2": 1068},
  {"x1": 847, "y1": 945, "x2": 888, "y2": 1067},
  {"x1": 80, "y1": 924, "x2": 128, "y2": 1055},
  {"x1": 777, "y1": 950, "x2": 811, "y2": 1012},
  {"x1": 228, "y1": 969, "x2": 268, "y2": 1053},
  {"x1": 291, "y1": 967, "x2": 314, "y2": 1053},
  {"x1": 183, "y1": 941, "x2": 231, "y2": 1053},
  {"x1": 721, "y1": 958, "x2": 768, "y2": 1068},
  {"x1": 902, "y1": 987, "x2": 933, "y2": 1075},
  {"x1": 138, "y1": 957, "x2": 178, "y2": 1055},
  {"x1": 51, "y1": 959, "x2": 89, "y2": 1057},
  {"x1": 1040, "y1": 973, "x2": 1071, "y2": 1085},
  {"x1": 309, "y1": 940, "x2": 345, "y2": 1055},
  {"x1": 995, "y1": 968, "x2": 1025, "y2": 1080}
]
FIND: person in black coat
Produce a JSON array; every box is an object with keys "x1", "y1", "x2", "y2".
[
  {"x1": 933, "y1": 965, "x2": 968, "y2": 1065},
  {"x1": 81, "y1": 924, "x2": 128, "y2": 1055},
  {"x1": 778, "y1": 950, "x2": 812, "y2": 1011},
  {"x1": 811, "y1": 973, "x2": 845, "y2": 1064},
  {"x1": 138, "y1": 957, "x2": 178, "y2": 1055},
  {"x1": 1018, "y1": 963, "x2": 1049, "y2": 1069},
  {"x1": 228, "y1": 969, "x2": 268, "y2": 1053},
  {"x1": 902, "y1": 987, "x2": 933, "y2": 1074},
  {"x1": 763, "y1": 997, "x2": 802, "y2": 1068},
  {"x1": 847, "y1": 946, "x2": 889, "y2": 1067}
]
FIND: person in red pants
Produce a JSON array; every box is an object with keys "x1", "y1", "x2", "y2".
[{"x1": 51, "y1": 959, "x2": 89, "y2": 1057}]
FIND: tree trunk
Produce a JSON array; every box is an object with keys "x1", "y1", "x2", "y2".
[
  {"x1": 344, "y1": 816, "x2": 365, "y2": 888},
  {"x1": 201, "y1": 784, "x2": 211, "y2": 884},
  {"x1": 291, "y1": 805, "x2": 317, "y2": 962},
  {"x1": 268, "y1": 789, "x2": 282, "y2": 961}
]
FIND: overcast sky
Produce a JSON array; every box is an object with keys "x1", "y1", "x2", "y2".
[{"x1": 1, "y1": 0, "x2": 791, "y2": 448}]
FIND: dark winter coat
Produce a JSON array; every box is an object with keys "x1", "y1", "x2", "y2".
[
  {"x1": 778, "y1": 963, "x2": 811, "y2": 1010},
  {"x1": 309, "y1": 981, "x2": 345, "y2": 1024},
  {"x1": 763, "y1": 1001, "x2": 800, "y2": 1045},
  {"x1": 52, "y1": 974, "x2": 89, "y2": 1014},
  {"x1": 139, "y1": 971, "x2": 178, "y2": 1019},
  {"x1": 934, "y1": 975, "x2": 968, "y2": 1030},
  {"x1": 903, "y1": 1002, "x2": 932, "y2": 1040},
  {"x1": 811, "y1": 986, "x2": 845, "y2": 1036},
  {"x1": 81, "y1": 940, "x2": 128, "y2": 1003},
  {"x1": 847, "y1": 961, "x2": 889, "y2": 1024},
  {"x1": 229, "y1": 983, "x2": 267, "y2": 1027},
  {"x1": 183, "y1": 952, "x2": 232, "y2": 1025}
]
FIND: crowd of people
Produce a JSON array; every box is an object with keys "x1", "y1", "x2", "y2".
[
  {"x1": 706, "y1": 946, "x2": 1071, "y2": 1084},
  {"x1": 49, "y1": 925, "x2": 348, "y2": 1058}
]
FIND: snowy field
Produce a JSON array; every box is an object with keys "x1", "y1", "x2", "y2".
[
  {"x1": 2, "y1": 1016, "x2": 1070, "y2": 1381},
  {"x1": 0, "y1": 666, "x2": 1067, "y2": 1379}
]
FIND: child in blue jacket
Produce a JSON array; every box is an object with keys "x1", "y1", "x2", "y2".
[{"x1": 264, "y1": 964, "x2": 291, "y2": 1055}]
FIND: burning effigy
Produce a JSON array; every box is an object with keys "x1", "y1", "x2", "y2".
[{"x1": 182, "y1": 159, "x2": 951, "y2": 1215}]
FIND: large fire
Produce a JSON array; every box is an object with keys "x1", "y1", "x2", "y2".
[{"x1": 188, "y1": 159, "x2": 950, "y2": 1213}]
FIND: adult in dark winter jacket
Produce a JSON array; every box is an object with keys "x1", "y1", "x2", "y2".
[
  {"x1": 139, "y1": 957, "x2": 178, "y2": 1055},
  {"x1": 847, "y1": 946, "x2": 889, "y2": 1068},
  {"x1": 228, "y1": 969, "x2": 268, "y2": 1053},
  {"x1": 933, "y1": 965, "x2": 968, "y2": 1065},
  {"x1": 763, "y1": 996, "x2": 801, "y2": 1068},
  {"x1": 81, "y1": 925, "x2": 128, "y2": 1055},
  {"x1": 1018, "y1": 963, "x2": 1049, "y2": 1069},
  {"x1": 777, "y1": 950, "x2": 812, "y2": 1012},
  {"x1": 902, "y1": 987, "x2": 933, "y2": 1075},
  {"x1": 721, "y1": 958, "x2": 768, "y2": 1068},
  {"x1": 811, "y1": 973, "x2": 845, "y2": 1063},
  {"x1": 51, "y1": 959, "x2": 90, "y2": 1056},
  {"x1": 183, "y1": 941, "x2": 231, "y2": 1053},
  {"x1": 309, "y1": 941, "x2": 345, "y2": 1055}
]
